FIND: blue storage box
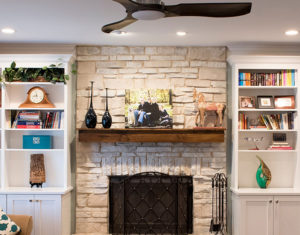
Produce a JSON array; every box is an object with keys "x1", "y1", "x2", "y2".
[{"x1": 23, "y1": 135, "x2": 52, "y2": 149}]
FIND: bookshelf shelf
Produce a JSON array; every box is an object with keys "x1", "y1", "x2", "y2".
[
  {"x1": 231, "y1": 187, "x2": 300, "y2": 196},
  {"x1": 0, "y1": 186, "x2": 72, "y2": 195},
  {"x1": 4, "y1": 82, "x2": 64, "y2": 86},
  {"x1": 238, "y1": 150, "x2": 297, "y2": 153},
  {"x1": 239, "y1": 86, "x2": 297, "y2": 89},
  {"x1": 5, "y1": 149, "x2": 64, "y2": 152},
  {"x1": 238, "y1": 129, "x2": 297, "y2": 132},
  {"x1": 5, "y1": 128, "x2": 64, "y2": 131},
  {"x1": 239, "y1": 109, "x2": 297, "y2": 112},
  {"x1": 5, "y1": 108, "x2": 64, "y2": 111}
]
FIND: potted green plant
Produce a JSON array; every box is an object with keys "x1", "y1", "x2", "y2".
[{"x1": 3, "y1": 61, "x2": 70, "y2": 83}]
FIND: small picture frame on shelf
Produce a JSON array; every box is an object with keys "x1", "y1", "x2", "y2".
[
  {"x1": 274, "y1": 96, "x2": 295, "y2": 109},
  {"x1": 239, "y1": 96, "x2": 256, "y2": 109},
  {"x1": 257, "y1": 96, "x2": 274, "y2": 109}
]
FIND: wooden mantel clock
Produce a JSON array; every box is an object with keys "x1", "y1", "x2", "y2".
[{"x1": 19, "y1": 86, "x2": 55, "y2": 108}]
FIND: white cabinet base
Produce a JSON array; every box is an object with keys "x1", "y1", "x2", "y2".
[
  {"x1": 7, "y1": 193, "x2": 71, "y2": 235},
  {"x1": 232, "y1": 193, "x2": 300, "y2": 235}
]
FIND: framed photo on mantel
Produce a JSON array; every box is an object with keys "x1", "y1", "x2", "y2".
[{"x1": 125, "y1": 89, "x2": 173, "y2": 128}]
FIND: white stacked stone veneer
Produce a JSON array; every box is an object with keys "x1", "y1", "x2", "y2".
[{"x1": 75, "y1": 46, "x2": 227, "y2": 235}]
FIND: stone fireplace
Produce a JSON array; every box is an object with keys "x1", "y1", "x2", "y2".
[
  {"x1": 109, "y1": 172, "x2": 193, "y2": 234},
  {"x1": 75, "y1": 46, "x2": 227, "y2": 235}
]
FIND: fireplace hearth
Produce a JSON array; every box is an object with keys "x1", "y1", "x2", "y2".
[{"x1": 109, "y1": 172, "x2": 193, "y2": 235}]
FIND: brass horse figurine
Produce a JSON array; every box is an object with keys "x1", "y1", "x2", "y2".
[{"x1": 193, "y1": 89, "x2": 226, "y2": 127}]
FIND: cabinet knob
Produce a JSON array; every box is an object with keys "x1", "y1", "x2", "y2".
[
  {"x1": 276, "y1": 200, "x2": 279, "y2": 204},
  {"x1": 269, "y1": 200, "x2": 273, "y2": 203}
]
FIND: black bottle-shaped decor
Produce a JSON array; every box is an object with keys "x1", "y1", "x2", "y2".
[
  {"x1": 84, "y1": 81, "x2": 97, "y2": 128},
  {"x1": 102, "y1": 88, "x2": 112, "y2": 128}
]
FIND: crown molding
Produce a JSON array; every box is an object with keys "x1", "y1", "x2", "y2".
[
  {"x1": 0, "y1": 43, "x2": 75, "y2": 54},
  {"x1": 228, "y1": 43, "x2": 300, "y2": 57}
]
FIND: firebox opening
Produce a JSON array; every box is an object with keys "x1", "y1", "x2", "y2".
[{"x1": 109, "y1": 172, "x2": 193, "y2": 235}]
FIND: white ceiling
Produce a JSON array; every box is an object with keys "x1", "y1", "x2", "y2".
[{"x1": 0, "y1": 0, "x2": 299, "y2": 46}]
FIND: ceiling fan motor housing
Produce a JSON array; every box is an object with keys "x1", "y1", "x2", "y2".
[{"x1": 133, "y1": 0, "x2": 162, "y2": 5}]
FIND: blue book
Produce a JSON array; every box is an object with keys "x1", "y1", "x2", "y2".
[
  {"x1": 292, "y1": 70, "x2": 295, "y2": 86},
  {"x1": 17, "y1": 121, "x2": 40, "y2": 125},
  {"x1": 58, "y1": 112, "x2": 61, "y2": 129},
  {"x1": 239, "y1": 72, "x2": 242, "y2": 86}
]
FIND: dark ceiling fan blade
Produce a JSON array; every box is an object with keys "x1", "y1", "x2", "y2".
[
  {"x1": 102, "y1": 15, "x2": 137, "y2": 33},
  {"x1": 112, "y1": 0, "x2": 139, "y2": 11},
  {"x1": 164, "y1": 3, "x2": 252, "y2": 18}
]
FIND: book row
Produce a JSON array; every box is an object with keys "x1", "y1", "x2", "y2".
[
  {"x1": 11, "y1": 111, "x2": 64, "y2": 129},
  {"x1": 239, "y1": 112, "x2": 294, "y2": 130},
  {"x1": 239, "y1": 70, "x2": 296, "y2": 86}
]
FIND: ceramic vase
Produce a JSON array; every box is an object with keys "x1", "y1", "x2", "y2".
[
  {"x1": 256, "y1": 155, "x2": 272, "y2": 188},
  {"x1": 102, "y1": 88, "x2": 112, "y2": 128},
  {"x1": 84, "y1": 81, "x2": 97, "y2": 128}
]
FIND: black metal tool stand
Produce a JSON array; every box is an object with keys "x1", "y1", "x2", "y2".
[{"x1": 209, "y1": 173, "x2": 227, "y2": 235}]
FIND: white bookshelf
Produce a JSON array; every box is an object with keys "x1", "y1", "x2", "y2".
[
  {"x1": 0, "y1": 55, "x2": 72, "y2": 193},
  {"x1": 229, "y1": 56, "x2": 300, "y2": 235},
  {"x1": 0, "y1": 54, "x2": 74, "y2": 235},
  {"x1": 230, "y1": 60, "x2": 300, "y2": 192}
]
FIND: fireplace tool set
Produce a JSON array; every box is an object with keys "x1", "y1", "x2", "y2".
[{"x1": 210, "y1": 173, "x2": 227, "y2": 235}]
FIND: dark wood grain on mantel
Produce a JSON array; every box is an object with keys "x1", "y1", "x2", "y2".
[{"x1": 78, "y1": 128, "x2": 226, "y2": 143}]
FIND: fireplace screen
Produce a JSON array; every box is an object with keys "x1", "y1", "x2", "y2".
[{"x1": 109, "y1": 172, "x2": 193, "y2": 235}]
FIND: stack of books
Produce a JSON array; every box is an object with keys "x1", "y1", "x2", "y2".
[
  {"x1": 268, "y1": 142, "x2": 293, "y2": 150},
  {"x1": 12, "y1": 111, "x2": 41, "y2": 129},
  {"x1": 239, "y1": 70, "x2": 296, "y2": 87},
  {"x1": 268, "y1": 133, "x2": 293, "y2": 150},
  {"x1": 11, "y1": 111, "x2": 64, "y2": 129}
]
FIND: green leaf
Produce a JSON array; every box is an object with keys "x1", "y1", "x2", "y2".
[
  {"x1": 11, "y1": 61, "x2": 16, "y2": 69},
  {"x1": 71, "y1": 63, "x2": 77, "y2": 75}
]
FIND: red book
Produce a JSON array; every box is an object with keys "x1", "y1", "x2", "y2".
[
  {"x1": 269, "y1": 147, "x2": 293, "y2": 150},
  {"x1": 16, "y1": 125, "x2": 40, "y2": 129}
]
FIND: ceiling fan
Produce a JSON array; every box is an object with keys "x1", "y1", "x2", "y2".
[{"x1": 102, "y1": 0, "x2": 252, "y2": 33}]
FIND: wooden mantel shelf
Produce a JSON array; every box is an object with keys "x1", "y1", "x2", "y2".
[{"x1": 78, "y1": 128, "x2": 226, "y2": 143}]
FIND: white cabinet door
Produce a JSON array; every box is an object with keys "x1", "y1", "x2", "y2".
[
  {"x1": 7, "y1": 195, "x2": 62, "y2": 235},
  {"x1": 0, "y1": 195, "x2": 6, "y2": 212},
  {"x1": 274, "y1": 196, "x2": 300, "y2": 235},
  {"x1": 7, "y1": 195, "x2": 36, "y2": 234},
  {"x1": 34, "y1": 195, "x2": 61, "y2": 235},
  {"x1": 241, "y1": 196, "x2": 274, "y2": 235},
  {"x1": 7, "y1": 195, "x2": 35, "y2": 216}
]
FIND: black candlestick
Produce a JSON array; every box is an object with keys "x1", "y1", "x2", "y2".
[
  {"x1": 102, "y1": 88, "x2": 112, "y2": 128},
  {"x1": 84, "y1": 81, "x2": 97, "y2": 128}
]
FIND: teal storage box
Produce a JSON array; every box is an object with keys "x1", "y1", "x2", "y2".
[{"x1": 23, "y1": 135, "x2": 52, "y2": 149}]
